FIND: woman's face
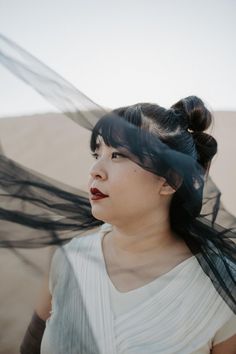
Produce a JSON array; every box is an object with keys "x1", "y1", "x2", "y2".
[{"x1": 88, "y1": 138, "x2": 172, "y2": 225}]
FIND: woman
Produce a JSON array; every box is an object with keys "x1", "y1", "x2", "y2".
[{"x1": 20, "y1": 97, "x2": 236, "y2": 353}]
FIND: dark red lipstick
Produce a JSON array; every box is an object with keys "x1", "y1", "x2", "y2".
[{"x1": 90, "y1": 188, "x2": 109, "y2": 200}]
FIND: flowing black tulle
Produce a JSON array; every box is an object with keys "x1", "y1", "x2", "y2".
[{"x1": 0, "y1": 30, "x2": 235, "y2": 333}]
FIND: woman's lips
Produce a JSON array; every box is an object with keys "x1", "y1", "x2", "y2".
[
  {"x1": 90, "y1": 188, "x2": 109, "y2": 200},
  {"x1": 90, "y1": 195, "x2": 108, "y2": 200}
]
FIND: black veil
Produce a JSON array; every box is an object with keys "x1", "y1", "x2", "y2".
[{"x1": 0, "y1": 33, "x2": 235, "y2": 349}]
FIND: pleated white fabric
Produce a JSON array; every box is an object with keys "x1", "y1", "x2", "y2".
[{"x1": 41, "y1": 224, "x2": 233, "y2": 354}]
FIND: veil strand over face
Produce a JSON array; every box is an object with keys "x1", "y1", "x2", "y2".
[{"x1": 0, "y1": 30, "x2": 235, "y2": 328}]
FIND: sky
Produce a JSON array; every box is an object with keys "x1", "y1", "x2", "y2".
[{"x1": 0, "y1": 0, "x2": 236, "y2": 117}]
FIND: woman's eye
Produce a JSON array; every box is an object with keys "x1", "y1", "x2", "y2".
[
  {"x1": 111, "y1": 152, "x2": 125, "y2": 159},
  {"x1": 91, "y1": 152, "x2": 99, "y2": 159},
  {"x1": 91, "y1": 152, "x2": 126, "y2": 160}
]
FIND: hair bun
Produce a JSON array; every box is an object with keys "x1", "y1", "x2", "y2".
[
  {"x1": 171, "y1": 96, "x2": 212, "y2": 132},
  {"x1": 192, "y1": 132, "x2": 217, "y2": 170}
]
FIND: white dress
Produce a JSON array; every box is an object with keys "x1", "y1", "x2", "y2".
[{"x1": 41, "y1": 223, "x2": 236, "y2": 354}]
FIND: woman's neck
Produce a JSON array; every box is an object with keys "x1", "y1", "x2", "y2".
[
  {"x1": 102, "y1": 216, "x2": 192, "y2": 276},
  {"x1": 110, "y1": 214, "x2": 178, "y2": 255}
]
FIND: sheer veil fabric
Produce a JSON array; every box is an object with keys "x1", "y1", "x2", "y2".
[{"x1": 0, "y1": 33, "x2": 235, "y2": 350}]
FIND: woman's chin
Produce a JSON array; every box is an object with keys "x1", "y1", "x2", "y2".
[
  {"x1": 91, "y1": 206, "x2": 107, "y2": 221},
  {"x1": 91, "y1": 208, "x2": 111, "y2": 223}
]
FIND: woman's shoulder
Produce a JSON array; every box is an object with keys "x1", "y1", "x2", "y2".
[
  {"x1": 53, "y1": 223, "x2": 113, "y2": 259},
  {"x1": 60, "y1": 224, "x2": 103, "y2": 248},
  {"x1": 65, "y1": 223, "x2": 112, "y2": 249},
  {"x1": 49, "y1": 226, "x2": 102, "y2": 266},
  {"x1": 48, "y1": 224, "x2": 109, "y2": 292}
]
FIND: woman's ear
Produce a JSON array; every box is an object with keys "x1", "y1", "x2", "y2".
[{"x1": 159, "y1": 180, "x2": 176, "y2": 196}]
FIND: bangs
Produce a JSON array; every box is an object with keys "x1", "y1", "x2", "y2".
[
  {"x1": 90, "y1": 113, "x2": 129, "y2": 151},
  {"x1": 90, "y1": 105, "x2": 144, "y2": 152}
]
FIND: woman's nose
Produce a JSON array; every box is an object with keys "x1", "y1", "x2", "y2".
[{"x1": 89, "y1": 162, "x2": 107, "y2": 180}]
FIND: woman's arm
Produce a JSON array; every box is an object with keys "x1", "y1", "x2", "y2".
[
  {"x1": 211, "y1": 334, "x2": 236, "y2": 354},
  {"x1": 35, "y1": 274, "x2": 52, "y2": 321},
  {"x1": 20, "y1": 275, "x2": 52, "y2": 354}
]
